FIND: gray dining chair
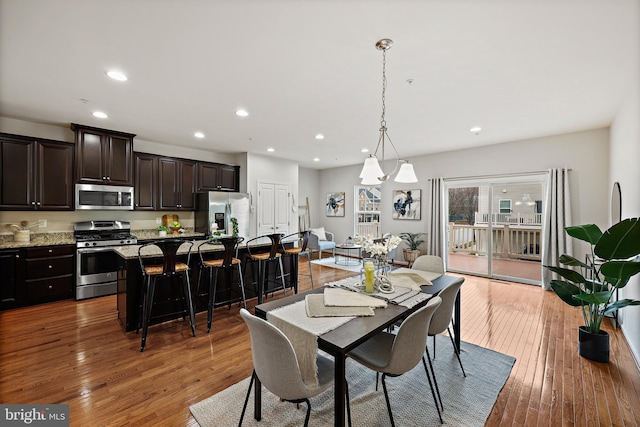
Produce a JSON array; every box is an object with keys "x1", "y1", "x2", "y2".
[
  {"x1": 427, "y1": 277, "x2": 466, "y2": 376},
  {"x1": 238, "y1": 308, "x2": 351, "y2": 427},
  {"x1": 347, "y1": 297, "x2": 443, "y2": 426},
  {"x1": 411, "y1": 255, "x2": 445, "y2": 274}
]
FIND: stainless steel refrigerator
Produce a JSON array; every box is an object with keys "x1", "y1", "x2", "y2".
[{"x1": 195, "y1": 192, "x2": 251, "y2": 238}]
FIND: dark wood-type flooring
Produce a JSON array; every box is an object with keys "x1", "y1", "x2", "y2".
[{"x1": 1, "y1": 258, "x2": 639, "y2": 426}]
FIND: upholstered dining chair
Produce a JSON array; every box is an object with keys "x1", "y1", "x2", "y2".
[
  {"x1": 347, "y1": 297, "x2": 443, "y2": 426},
  {"x1": 411, "y1": 255, "x2": 445, "y2": 274},
  {"x1": 427, "y1": 277, "x2": 466, "y2": 377},
  {"x1": 136, "y1": 239, "x2": 196, "y2": 352},
  {"x1": 238, "y1": 309, "x2": 351, "y2": 427}
]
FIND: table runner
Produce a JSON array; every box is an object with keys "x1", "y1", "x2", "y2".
[{"x1": 267, "y1": 299, "x2": 354, "y2": 387}]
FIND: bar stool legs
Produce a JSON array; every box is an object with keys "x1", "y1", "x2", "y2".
[{"x1": 206, "y1": 261, "x2": 246, "y2": 332}]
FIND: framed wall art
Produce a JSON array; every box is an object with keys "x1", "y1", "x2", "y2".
[
  {"x1": 392, "y1": 189, "x2": 421, "y2": 220},
  {"x1": 326, "y1": 192, "x2": 345, "y2": 217}
]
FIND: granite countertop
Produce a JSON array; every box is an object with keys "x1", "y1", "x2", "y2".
[
  {"x1": 0, "y1": 232, "x2": 76, "y2": 249},
  {"x1": 113, "y1": 239, "x2": 223, "y2": 260}
]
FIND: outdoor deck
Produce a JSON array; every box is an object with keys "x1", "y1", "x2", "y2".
[{"x1": 448, "y1": 253, "x2": 542, "y2": 283}]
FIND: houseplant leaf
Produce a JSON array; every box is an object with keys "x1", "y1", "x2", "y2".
[
  {"x1": 558, "y1": 254, "x2": 590, "y2": 269},
  {"x1": 545, "y1": 265, "x2": 586, "y2": 284},
  {"x1": 603, "y1": 299, "x2": 640, "y2": 316},
  {"x1": 565, "y1": 224, "x2": 602, "y2": 245},
  {"x1": 595, "y1": 217, "x2": 640, "y2": 260},
  {"x1": 573, "y1": 291, "x2": 611, "y2": 305},
  {"x1": 550, "y1": 280, "x2": 586, "y2": 306},
  {"x1": 600, "y1": 260, "x2": 640, "y2": 289}
]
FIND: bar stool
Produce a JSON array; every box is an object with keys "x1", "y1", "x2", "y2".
[
  {"x1": 197, "y1": 236, "x2": 246, "y2": 333},
  {"x1": 136, "y1": 239, "x2": 196, "y2": 352},
  {"x1": 279, "y1": 230, "x2": 314, "y2": 290},
  {"x1": 244, "y1": 233, "x2": 286, "y2": 304}
]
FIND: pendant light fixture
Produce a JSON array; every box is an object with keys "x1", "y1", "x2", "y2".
[{"x1": 359, "y1": 38, "x2": 418, "y2": 185}]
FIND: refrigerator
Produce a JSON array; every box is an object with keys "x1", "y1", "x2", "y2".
[{"x1": 195, "y1": 192, "x2": 252, "y2": 238}]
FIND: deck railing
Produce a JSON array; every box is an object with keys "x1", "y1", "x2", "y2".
[
  {"x1": 474, "y1": 212, "x2": 542, "y2": 225},
  {"x1": 357, "y1": 223, "x2": 381, "y2": 238},
  {"x1": 448, "y1": 222, "x2": 541, "y2": 261}
]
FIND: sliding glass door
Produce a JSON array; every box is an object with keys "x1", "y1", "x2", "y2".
[{"x1": 445, "y1": 174, "x2": 545, "y2": 285}]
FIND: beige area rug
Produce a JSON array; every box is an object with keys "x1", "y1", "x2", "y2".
[{"x1": 190, "y1": 335, "x2": 516, "y2": 426}]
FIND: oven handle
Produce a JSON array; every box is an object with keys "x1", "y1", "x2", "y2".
[{"x1": 77, "y1": 246, "x2": 120, "y2": 254}]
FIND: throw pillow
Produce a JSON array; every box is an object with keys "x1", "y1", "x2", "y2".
[{"x1": 310, "y1": 227, "x2": 327, "y2": 241}]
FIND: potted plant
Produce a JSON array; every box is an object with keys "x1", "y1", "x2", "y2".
[
  {"x1": 544, "y1": 218, "x2": 640, "y2": 362},
  {"x1": 399, "y1": 232, "x2": 426, "y2": 266},
  {"x1": 156, "y1": 225, "x2": 169, "y2": 237}
]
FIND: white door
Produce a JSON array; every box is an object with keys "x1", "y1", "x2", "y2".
[{"x1": 258, "y1": 181, "x2": 290, "y2": 236}]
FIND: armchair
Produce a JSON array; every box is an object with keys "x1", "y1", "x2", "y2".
[{"x1": 306, "y1": 227, "x2": 336, "y2": 260}]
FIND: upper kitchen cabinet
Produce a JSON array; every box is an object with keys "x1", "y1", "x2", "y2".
[
  {"x1": 196, "y1": 162, "x2": 239, "y2": 192},
  {"x1": 0, "y1": 133, "x2": 74, "y2": 211},
  {"x1": 158, "y1": 157, "x2": 196, "y2": 210},
  {"x1": 134, "y1": 152, "x2": 158, "y2": 210},
  {"x1": 72, "y1": 123, "x2": 135, "y2": 186}
]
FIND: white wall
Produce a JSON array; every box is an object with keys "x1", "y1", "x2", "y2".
[
  {"x1": 246, "y1": 153, "x2": 299, "y2": 238},
  {"x1": 313, "y1": 128, "x2": 610, "y2": 255},
  {"x1": 298, "y1": 167, "x2": 320, "y2": 229},
  {"x1": 609, "y1": 0, "x2": 640, "y2": 365}
]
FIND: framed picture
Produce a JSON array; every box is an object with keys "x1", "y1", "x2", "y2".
[
  {"x1": 392, "y1": 189, "x2": 421, "y2": 220},
  {"x1": 326, "y1": 192, "x2": 345, "y2": 217}
]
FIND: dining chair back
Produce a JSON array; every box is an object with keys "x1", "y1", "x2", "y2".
[
  {"x1": 348, "y1": 296, "x2": 443, "y2": 425},
  {"x1": 411, "y1": 255, "x2": 444, "y2": 274},
  {"x1": 428, "y1": 277, "x2": 466, "y2": 376},
  {"x1": 279, "y1": 230, "x2": 314, "y2": 289},
  {"x1": 238, "y1": 309, "x2": 348, "y2": 426}
]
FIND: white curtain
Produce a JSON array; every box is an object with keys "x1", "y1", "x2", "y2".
[
  {"x1": 428, "y1": 178, "x2": 444, "y2": 257},
  {"x1": 542, "y1": 168, "x2": 572, "y2": 290}
]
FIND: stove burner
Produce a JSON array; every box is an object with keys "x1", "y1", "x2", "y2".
[{"x1": 74, "y1": 220, "x2": 138, "y2": 248}]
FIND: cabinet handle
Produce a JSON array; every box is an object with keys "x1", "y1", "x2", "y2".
[
  {"x1": 106, "y1": 176, "x2": 110, "y2": 180},
  {"x1": 15, "y1": 254, "x2": 19, "y2": 259},
  {"x1": 31, "y1": 201, "x2": 36, "y2": 205},
  {"x1": 48, "y1": 285, "x2": 53, "y2": 289},
  {"x1": 48, "y1": 249, "x2": 53, "y2": 253},
  {"x1": 49, "y1": 265, "x2": 53, "y2": 269},
  {"x1": 36, "y1": 202, "x2": 41, "y2": 206}
]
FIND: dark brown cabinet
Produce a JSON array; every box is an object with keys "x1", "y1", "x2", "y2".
[
  {"x1": 196, "y1": 162, "x2": 239, "y2": 192},
  {"x1": 0, "y1": 133, "x2": 74, "y2": 211},
  {"x1": 24, "y1": 245, "x2": 74, "y2": 304},
  {"x1": 158, "y1": 157, "x2": 196, "y2": 210},
  {"x1": 72, "y1": 123, "x2": 135, "y2": 186},
  {"x1": 0, "y1": 249, "x2": 24, "y2": 310},
  {"x1": 134, "y1": 152, "x2": 158, "y2": 210}
]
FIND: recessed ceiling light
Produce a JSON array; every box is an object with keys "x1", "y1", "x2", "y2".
[
  {"x1": 315, "y1": 134, "x2": 324, "y2": 140},
  {"x1": 267, "y1": 147, "x2": 275, "y2": 152},
  {"x1": 235, "y1": 109, "x2": 249, "y2": 117},
  {"x1": 194, "y1": 132, "x2": 205, "y2": 138},
  {"x1": 106, "y1": 70, "x2": 128, "y2": 81},
  {"x1": 470, "y1": 126, "x2": 482, "y2": 133},
  {"x1": 313, "y1": 157, "x2": 320, "y2": 162},
  {"x1": 361, "y1": 148, "x2": 369, "y2": 153},
  {"x1": 92, "y1": 111, "x2": 108, "y2": 119}
]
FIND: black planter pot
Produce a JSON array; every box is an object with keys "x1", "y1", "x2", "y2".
[{"x1": 578, "y1": 326, "x2": 610, "y2": 363}]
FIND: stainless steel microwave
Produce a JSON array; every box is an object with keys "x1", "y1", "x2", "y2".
[{"x1": 75, "y1": 184, "x2": 134, "y2": 210}]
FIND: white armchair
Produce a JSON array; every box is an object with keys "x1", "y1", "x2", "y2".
[{"x1": 306, "y1": 227, "x2": 336, "y2": 260}]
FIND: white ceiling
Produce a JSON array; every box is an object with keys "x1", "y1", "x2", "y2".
[{"x1": 0, "y1": 0, "x2": 637, "y2": 170}]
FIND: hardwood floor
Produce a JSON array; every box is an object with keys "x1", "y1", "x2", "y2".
[{"x1": 1, "y1": 259, "x2": 639, "y2": 426}]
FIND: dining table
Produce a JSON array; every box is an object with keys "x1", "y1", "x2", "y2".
[{"x1": 253, "y1": 270, "x2": 464, "y2": 426}]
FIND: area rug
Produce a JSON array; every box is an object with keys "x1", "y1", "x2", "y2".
[
  {"x1": 190, "y1": 335, "x2": 516, "y2": 426},
  {"x1": 311, "y1": 257, "x2": 364, "y2": 274}
]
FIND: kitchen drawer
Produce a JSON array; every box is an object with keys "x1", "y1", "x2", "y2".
[
  {"x1": 26, "y1": 275, "x2": 73, "y2": 303},
  {"x1": 25, "y1": 255, "x2": 74, "y2": 280},
  {"x1": 25, "y1": 245, "x2": 74, "y2": 259}
]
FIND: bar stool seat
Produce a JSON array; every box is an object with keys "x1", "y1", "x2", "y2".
[
  {"x1": 244, "y1": 233, "x2": 287, "y2": 304},
  {"x1": 137, "y1": 239, "x2": 196, "y2": 352},
  {"x1": 197, "y1": 236, "x2": 246, "y2": 333}
]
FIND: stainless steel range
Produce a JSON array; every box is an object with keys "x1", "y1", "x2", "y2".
[{"x1": 74, "y1": 220, "x2": 138, "y2": 300}]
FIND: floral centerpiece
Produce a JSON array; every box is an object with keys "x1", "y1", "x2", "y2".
[{"x1": 355, "y1": 234, "x2": 402, "y2": 270}]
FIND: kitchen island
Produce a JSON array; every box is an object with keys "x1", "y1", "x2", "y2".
[{"x1": 113, "y1": 238, "x2": 297, "y2": 332}]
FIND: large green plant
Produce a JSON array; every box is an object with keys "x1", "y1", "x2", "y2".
[
  {"x1": 399, "y1": 232, "x2": 426, "y2": 250},
  {"x1": 544, "y1": 218, "x2": 640, "y2": 333}
]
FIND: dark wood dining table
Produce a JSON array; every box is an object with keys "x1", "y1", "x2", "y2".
[{"x1": 254, "y1": 273, "x2": 464, "y2": 426}]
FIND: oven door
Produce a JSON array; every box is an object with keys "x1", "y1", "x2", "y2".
[{"x1": 76, "y1": 246, "x2": 119, "y2": 287}]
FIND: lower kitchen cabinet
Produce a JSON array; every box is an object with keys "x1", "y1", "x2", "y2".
[
  {"x1": 24, "y1": 245, "x2": 74, "y2": 305},
  {"x1": 0, "y1": 249, "x2": 25, "y2": 310}
]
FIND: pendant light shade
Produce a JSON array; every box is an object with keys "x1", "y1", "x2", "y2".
[
  {"x1": 359, "y1": 39, "x2": 418, "y2": 186},
  {"x1": 394, "y1": 161, "x2": 418, "y2": 183}
]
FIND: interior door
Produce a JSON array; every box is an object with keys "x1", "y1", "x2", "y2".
[{"x1": 257, "y1": 181, "x2": 290, "y2": 236}]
